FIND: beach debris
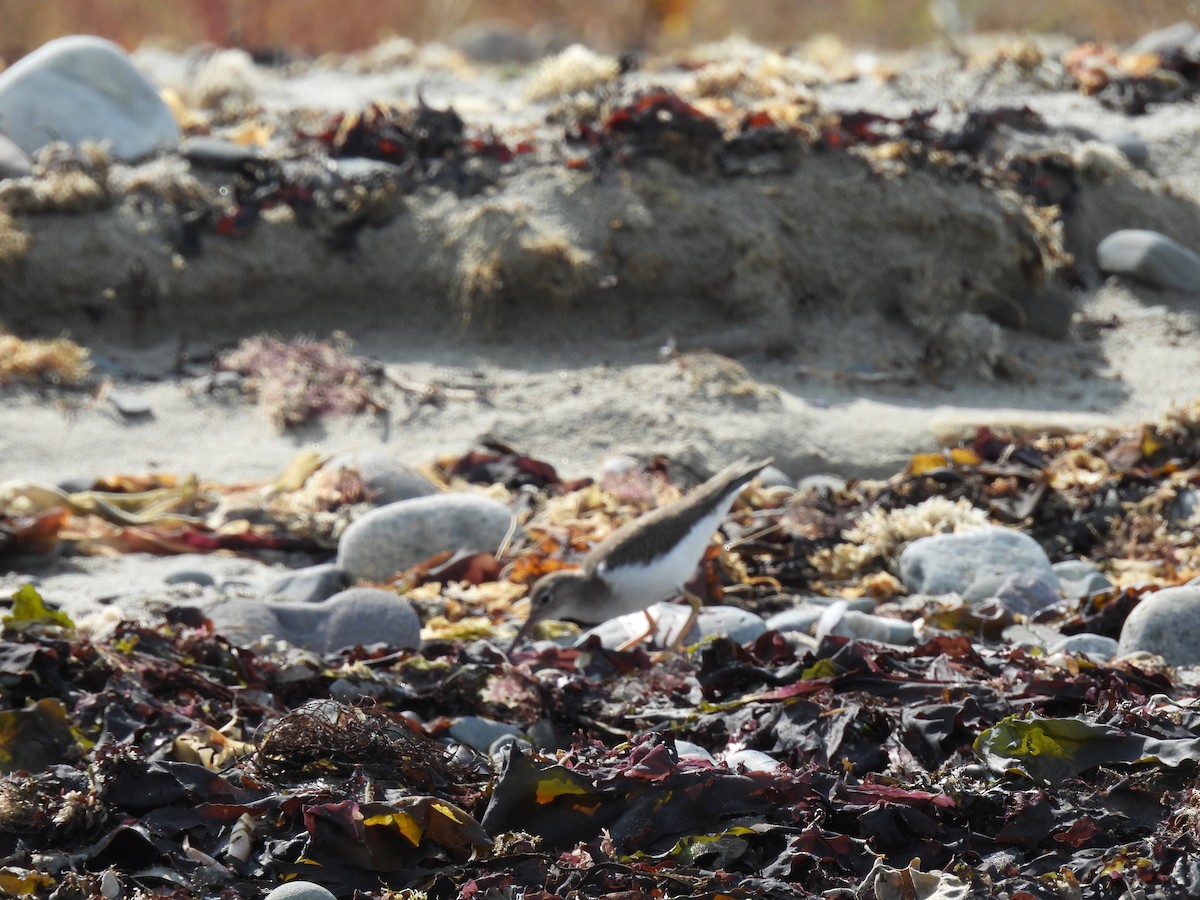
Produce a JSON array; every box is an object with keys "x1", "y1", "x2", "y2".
[
  {"x1": 0, "y1": 330, "x2": 92, "y2": 385},
  {"x1": 213, "y1": 332, "x2": 389, "y2": 429},
  {"x1": 3, "y1": 410, "x2": 1200, "y2": 894}
]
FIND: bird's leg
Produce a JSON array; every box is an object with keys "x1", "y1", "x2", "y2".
[
  {"x1": 617, "y1": 609, "x2": 659, "y2": 652},
  {"x1": 667, "y1": 590, "x2": 703, "y2": 652}
]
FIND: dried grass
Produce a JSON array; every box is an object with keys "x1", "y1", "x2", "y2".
[{"x1": 0, "y1": 332, "x2": 92, "y2": 386}]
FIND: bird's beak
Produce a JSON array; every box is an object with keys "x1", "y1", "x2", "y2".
[{"x1": 508, "y1": 613, "x2": 538, "y2": 653}]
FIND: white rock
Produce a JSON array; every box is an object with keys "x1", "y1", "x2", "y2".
[{"x1": 0, "y1": 35, "x2": 179, "y2": 159}]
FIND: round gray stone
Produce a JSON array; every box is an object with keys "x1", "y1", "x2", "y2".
[
  {"x1": 324, "y1": 451, "x2": 440, "y2": 506},
  {"x1": 1097, "y1": 229, "x2": 1200, "y2": 293},
  {"x1": 163, "y1": 567, "x2": 216, "y2": 587},
  {"x1": 814, "y1": 602, "x2": 914, "y2": 645},
  {"x1": 1048, "y1": 633, "x2": 1119, "y2": 662},
  {"x1": 264, "y1": 882, "x2": 337, "y2": 900},
  {"x1": 993, "y1": 572, "x2": 1062, "y2": 616},
  {"x1": 724, "y1": 749, "x2": 780, "y2": 772},
  {"x1": 0, "y1": 35, "x2": 180, "y2": 159},
  {"x1": 899, "y1": 526, "x2": 1058, "y2": 597},
  {"x1": 1118, "y1": 586, "x2": 1200, "y2": 665},
  {"x1": 447, "y1": 716, "x2": 526, "y2": 753},
  {"x1": 208, "y1": 587, "x2": 420, "y2": 653},
  {"x1": 337, "y1": 493, "x2": 514, "y2": 583},
  {"x1": 766, "y1": 597, "x2": 874, "y2": 634},
  {"x1": 1051, "y1": 559, "x2": 1114, "y2": 600},
  {"x1": 260, "y1": 563, "x2": 347, "y2": 603}
]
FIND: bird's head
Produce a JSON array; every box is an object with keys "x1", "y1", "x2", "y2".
[{"x1": 509, "y1": 569, "x2": 594, "y2": 650}]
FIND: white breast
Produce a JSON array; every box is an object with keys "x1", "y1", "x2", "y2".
[{"x1": 595, "y1": 501, "x2": 730, "y2": 617}]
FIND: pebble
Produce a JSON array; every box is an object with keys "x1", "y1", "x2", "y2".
[
  {"x1": 765, "y1": 597, "x2": 875, "y2": 635},
  {"x1": 814, "y1": 602, "x2": 914, "y2": 645},
  {"x1": 756, "y1": 465, "x2": 793, "y2": 490},
  {"x1": 106, "y1": 389, "x2": 153, "y2": 419},
  {"x1": 337, "y1": 494, "x2": 514, "y2": 583},
  {"x1": 260, "y1": 563, "x2": 346, "y2": 604},
  {"x1": 179, "y1": 135, "x2": 269, "y2": 171},
  {"x1": 208, "y1": 587, "x2": 420, "y2": 653},
  {"x1": 991, "y1": 572, "x2": 1062, "y2": 617},
  {"x1": 163, "y1": 567, "x2": 216, "y2": 588},
  {"x1": 1118, "y1": 585, "x2": 1200, "y2": 665},
  {"x1": 264, "y1": 882, "x2": 337, "y2": 900},
  {"x1": 450, "y1": 20, "x2": 540, "y2": 64},
  {"x1": 323, "y1": 452, "x2": 440, "y2": 506},
  {"x1": 1051, "y1": 560, "x2": 1114, "y2": 600},
  {"x1": 1097, "y1": 229, "x2": 1200, "y2": 293},
  {"x1": 447, "y1": 716, "x2": 527, "y2": 753},
  {"x1": 724, "y1": 749, "x2": 780, "y2": 772},
  {"x1": 581, "y1": 603, "x2": 767, "y2": 650},
  {"x1": 676, "y1": 740, "x2": 715, "y2": 763},
  {"x1": 0, "y1": 133, "x2": 33, "y2": 179},
  {"x1": 796, "y1": 474, "x2": 848, "y2": 494},
  {"x1": 0, "y1": 35, "x2": 180, "y2": 159},
  {"x1": 899, "y1": 526, "x2": 1059, "y2": 598},
  {"x1": 1047, "y1": 633, "x2": 1119, "y2": 662}
]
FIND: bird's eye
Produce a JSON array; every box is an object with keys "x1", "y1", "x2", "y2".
[{"x1": 536, "y1": 593, "x2": 550, "y2": 606}]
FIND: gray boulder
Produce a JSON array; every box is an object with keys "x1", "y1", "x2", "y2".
[
  {"x1": 1097, "y1": 229, "x2": 1200, "y2": 293},
  {"x1": 337, "y1": 493, "x2": 514, "y2": 582},
  {"x1": 260, "y1": 563, "x2": 347, "y2": 604},
  {"x1": 899, "y1": 526, "x2": 1058, "y2": 598},
  {"x1": 0, "y1": 35, "x2": 180, "y2": 159},
  {"x1": 325, "y1": 451, "x2": 440, "y2": 505},
  {"x1": 208, "y1": 587, "x2": 420, "y2": 652},
  {"x1": 264, "y1": 883, "x2": 337, "y2": 900},
  {"x1": 1118, "y1": 586, "x2": 1200, "y2": 665}
]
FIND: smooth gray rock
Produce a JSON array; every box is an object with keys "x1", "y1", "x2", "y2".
[
  {"x1": 260, "y1": 563, "x2": 346, "y2": 603},
  {"x1": 208, "y1": 587, "x2": 420, "y2": 652},
  {"x1": 766, "y1": 597, "x2": 874, "y2": 634},
  {"x1": 450, "y1": 20, "x2": 539, "y2": 64},
  {"x1": 1052, "y1": 560, "x2": 1114, "y2": 600},
  {"x1": 324, "y1": 451, "x2": 440, "y2": 505},
  {"x1": 337, "y1": 493, "x2": 514, "y2": 582},
  {"x1": 106, "y1": 389, "x2": 153, "y2": 418},
  {"x1": 814, "y1": 601, "x2": 914, "y2": 645},
  {"x1": 0, "y1": 35, "x2": 180, "y2": 159},
  {"x1": 581, "y1": 603, "x2": 767, "y2": 650},
  {"x1": 993, "y1": 572, "x2": 1062, "y2": 616},
  {"x1": 899, "y1": 526, "x2": 1058, "y2": 597},
  {"x1": 756, "y1": 465, "x2": 793, "y2": 489},
  {"x1": 264, "y1": 882, "x2": 337, "y2": 900},
  {"x1": 448, "y1": 716, "x2": 526, "y2": 753},
  {"x1": 1118, "y1": 586, "x2": 1200, "y2": 665},
  {"x1": 1048, "y1": 633, "x2": 1119, "y2": 661},
  {"x1": 676, "y1": 740, "x2": 715, "y2": 763},
  {"x1": 0, "y1": 133, "x2": 33, "y2": 178},
  {"x1": 724, "y1": 749, "x2": 780, "y2": 772},
  {"x1": 1097, "y1": 230, "x2": 1200, "y2": 293},
  {"x1": 163, "y1": 567, "x2": 215, "y2": 587}
]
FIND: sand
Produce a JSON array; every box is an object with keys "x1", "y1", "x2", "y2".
[{"x1": 1, "y1": 34, "x2": 1198, "y2": 492}]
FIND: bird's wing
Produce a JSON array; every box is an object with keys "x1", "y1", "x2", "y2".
[{"x1": 586, "y1": 458, "x2": 772, "y2": 571}]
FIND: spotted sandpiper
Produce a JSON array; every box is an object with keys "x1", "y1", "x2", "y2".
[{"x1": 510, "y1": 457, "x2": 772, "y2": 650}]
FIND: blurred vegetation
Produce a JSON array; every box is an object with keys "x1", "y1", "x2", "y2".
[{"x1": 2, "y1": 0, "x2": 1199, "y2": 60}]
